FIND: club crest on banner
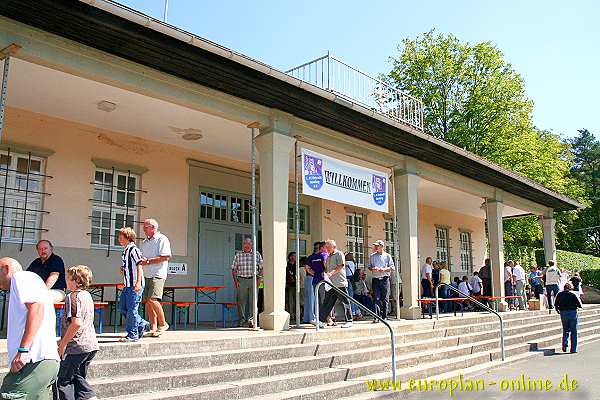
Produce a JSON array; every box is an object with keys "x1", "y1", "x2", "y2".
[
  {"x1": 303, "y1": 154, "x2": 323, "y2": 190},
  {"x1": 372, "y1": 175, "x2": 386, "y2": 206}
]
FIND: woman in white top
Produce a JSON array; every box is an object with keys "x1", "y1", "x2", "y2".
[{"x1": 558, "y1": 267, "x2": 570, "y2": 292}]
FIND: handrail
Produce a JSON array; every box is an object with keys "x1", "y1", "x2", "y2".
[
  {"x1": 435, "y1": 283, "x2": 505, "y2": 361},
  {"x1": 314, "y1": 280, "x2": 397, "y2": 382}
]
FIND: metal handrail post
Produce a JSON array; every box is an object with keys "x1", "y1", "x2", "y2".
[
  {"x1": 434, "y1": 283, "x2": 504, "y2": 361},
  {"x1": 314, "y1": 280, "x2": 397, "y2": 382}
]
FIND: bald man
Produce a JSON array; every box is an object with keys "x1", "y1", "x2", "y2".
[{"x1": 0, "y1": 257, "x2": 59, "y2": 399}]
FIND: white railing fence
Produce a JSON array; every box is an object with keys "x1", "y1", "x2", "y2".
[{"x1": 286, "y1": 53, "x2": 424, "y2": 131}]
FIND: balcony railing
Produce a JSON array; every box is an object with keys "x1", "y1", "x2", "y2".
[{"x1": 286, "y1": 53, "x2": 424, "y2": 131}]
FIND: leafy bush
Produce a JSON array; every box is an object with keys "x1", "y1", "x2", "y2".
[
  {"x1": 581, "y1": 269, "x2": 600, "y2": 289},
  {"x1": 534, "y1": 249, "x2": 600, "y2": 271}
]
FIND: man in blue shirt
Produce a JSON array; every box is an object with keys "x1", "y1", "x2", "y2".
[
  {"x1": 529, "y1": 265, "x2": 543, "y2": 299},
  {"x1": 27, "y1": 239, "x2": 66, "y2": 302}
]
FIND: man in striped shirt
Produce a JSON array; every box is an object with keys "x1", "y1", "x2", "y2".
[{"x1": 118, "y1": 227, "x2": 149, "y2": 342}]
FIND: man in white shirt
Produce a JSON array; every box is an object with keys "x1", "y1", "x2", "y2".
[
  {"x1": 140, "y1": 218, "x2": 172, "y2": 336},
  {"x1": 420, "y1": 257, "x2": 434, "y2": 298},
  {"x1": 0, "y1": 257, "x2": 60, "y2": 398},
  {"x1": 469, "y1": 271, "x2": 483, "y2": 296},
  {"x1": 512, "y1": 261, "x2": 527, "y2": 310},
  {"x1": 368, "y1": 240, "x2": 395, "y2": 321},
  {"x1": 544, "y1": 261, "x2": 562, "y2": 310}
]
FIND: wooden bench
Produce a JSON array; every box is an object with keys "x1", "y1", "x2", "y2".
[
  {"x1": 196, "y1": 301, "x2": 239, "y2": 328},
  {"x1": 159, "y1": 301, "x2": 196, "y2": 330}
]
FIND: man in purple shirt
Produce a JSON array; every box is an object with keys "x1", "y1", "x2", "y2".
[{"x1": 305, "y1": 241, "x2": 327, "y2": 323}]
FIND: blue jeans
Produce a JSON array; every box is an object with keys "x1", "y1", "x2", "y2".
[
  {"x1": 546, "y1": 284, "x2": 560, "y2": 309},
  {"x1": 346, "y1": 277, "x2": 359, "y2": 316},
  {"x1": 303, "y1": 276, "x2": 315, "y2": 322},
  {"x1": 560, "y1": 310, "x2": 578, "y2": 352},
  {"x1": 439, "y1": 285, "x2": 450, "y2": 313},
  {"x1": 120, "y1": 287, "x2": 148, "y2": 339}
]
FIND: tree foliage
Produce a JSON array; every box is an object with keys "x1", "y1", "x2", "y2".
[
  {"x1": 385, "y1": 31, "x2": 583, "y2": 253},
  {"x1": 565, "y1": 129, "x2": 600, "y2": 255}
]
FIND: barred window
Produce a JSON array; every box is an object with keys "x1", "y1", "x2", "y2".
[
  {"x1": 346, "y1": 213, "x2": 365, "y2": 267},
  {"x1": 288, "y1": 204, "x2": 309, "y2": 234},
  {"x1": 384, "y1": 219, "x2": 396, "y2": 258},
  {"x1": 459, "y1": 231, "x2": 473, "y2": 272},
  {"x1": 0, "y1": 151, "x2": 47, "y2": 245},
  {"x1": 435, "y1": 226, "x2": 449, "y2": 264},
  {"x1": 91, "y1": 168, "x2": 140, "y2": 249}
]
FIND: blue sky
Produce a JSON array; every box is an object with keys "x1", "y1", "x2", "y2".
[{"x1": 118, "y1": 0, "x2": 598, "y2": 139}]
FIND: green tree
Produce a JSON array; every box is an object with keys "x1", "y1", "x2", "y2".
[
  {"x1": 565, "y1": 129, "x2": 600, "y2": 255},
  {"x1": 386, "y1": 31, "x2": 581, "y2": 254}
]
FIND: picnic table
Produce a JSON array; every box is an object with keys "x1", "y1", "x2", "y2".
[
  {"x1": 89, "y1": 283, "x2": 125, "y2": 332},
  {"x1": 163, "y1": 285, "x2": 226, "y2": 327}
]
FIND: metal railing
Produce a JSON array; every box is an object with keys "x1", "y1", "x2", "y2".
[
  {"x1": 435, "y1": 283, "x2": 505, "y2": 361},
  {"x1": 286, "y1": 53, "x2": 424, "y2": 131},
  {"x1": 314, "y1": 280, "x2": 397, "y2": 382}
]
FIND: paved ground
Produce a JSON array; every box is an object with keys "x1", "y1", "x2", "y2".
[{"x1": 400, "y1": 338, "x2": 600, "y2": 400}]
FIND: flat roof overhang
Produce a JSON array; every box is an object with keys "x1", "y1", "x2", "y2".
[{"x1": 0, "y1": 0, "x2": 583, "y2": 212}]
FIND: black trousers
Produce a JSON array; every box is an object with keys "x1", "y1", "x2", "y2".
[
  {"x1": 57, "y1": 351, "x2": 97, "y2": 400},
  {"x1": 319, "y1": 286, "x2": 353, "y2": 323},
  {"x1": 372, "y1": 276, "x2": 390, "y2": 318}
]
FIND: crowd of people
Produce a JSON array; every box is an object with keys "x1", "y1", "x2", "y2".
[
  {"x1": 277, "y1": 239, "x2": 396, "y2": 328},
  {"x1": 0, "y1": 218, "x2": 172, "y2": 399}
]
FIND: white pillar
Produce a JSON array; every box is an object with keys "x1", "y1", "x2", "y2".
[
  {"x1": 394, "y1": 168, "x2": 421, "y2": 319},
  {"x1": 486, "y1": 199, "x2": 506, "y2": 309},
  {"x1": 255, "y1": 130, "x2": 295, "y2": 330},
  {"x1": 540, "y1": 215, "x2": 557, "y2": 266}
]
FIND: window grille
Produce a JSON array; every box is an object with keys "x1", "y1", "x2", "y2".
[
  {"x1": 0, "y1": 149, "x2": 51, "y2": 251},
  {"x1": 87, "y1": 167, "x2": 146, "y2": 256}
]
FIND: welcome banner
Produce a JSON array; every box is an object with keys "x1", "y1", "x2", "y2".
[{"x1": 301, "y1": 148, "x2": 389, "y2": 212}]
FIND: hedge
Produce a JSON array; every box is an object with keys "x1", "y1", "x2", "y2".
[
  {"x1": 534, "y1": 249, "x2": 600, "y2": 271},
  {"x1": 581, "y1": 269, "x2": 600, "y2": 289}
]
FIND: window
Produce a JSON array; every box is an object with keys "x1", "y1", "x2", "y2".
[
  {"x1": 459, "y1": 231, "x2": 473, "y2": 272},
  {"x1": 288, "y1": 239, "x2": 307, "y2": 257},
  {"x1": 288, "y1": 204, "x2": 309, "y2": 234},
  {"x1": 384, "y1": 219, "x2": 396, "y2": 258},
  {"x1": 0, "y1": 151, "x2": 46, "y2": 244},
  {"x1": 200, "y1": 189, "x2": 261, "y2": 227},
  {"x1": 435, "y1": 226, "x2": 450, "y2": 264},
  {"x1": 346, "y1": 212, "x2": 365, "y2": 267},
  {"x1": 91, "y1": 168, "x2": 139, "y2": 249}
]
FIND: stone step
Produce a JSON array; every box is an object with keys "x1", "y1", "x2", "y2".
[
  {"x1": 89, "y1": 315, "x2": 600, "y2": 397},
  {"x1": 247, "y1": 331, "x2": 600, "y2": 400},
  {"x1": 85, "y1": 312, "x2": 598, "y2": 379},
  {"x1": 106, "y1": 329, "x2": 600, "y2": 400},
  {"x1": 339, "y1": 334, "x2": 600, "y2": 400}
]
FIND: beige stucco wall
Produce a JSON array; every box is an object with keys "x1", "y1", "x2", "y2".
[
  {"x1": 318, "y1": 200, "x2": 486, "y2": 279},
  {"x1": 4, "y1": 107, "x2": 486, "y2": 290}
]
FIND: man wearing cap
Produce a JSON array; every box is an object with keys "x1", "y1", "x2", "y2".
[{"x1": 368, "y1": 240, "x2": 395, "y2": 322}]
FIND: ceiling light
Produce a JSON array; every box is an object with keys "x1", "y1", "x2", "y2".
[
  {"x1": 182, "y1": 133, "x2": 203, "y2": 141},
  {"x1": 97, "y1": 100, "x2": 117, "y2": 112}
]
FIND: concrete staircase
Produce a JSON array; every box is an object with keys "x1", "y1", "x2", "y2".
[{"x1": 4, "y1": 306, "x2": 600, "y2": 399}]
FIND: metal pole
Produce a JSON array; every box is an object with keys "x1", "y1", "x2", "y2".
[
  {"x1": 435, "y1": 284, "x2": 440, "y2": 321},
  {"x1": 0, "y1": 55, "x2": 11, "y2": 142},
  {"x1": 163, "y1": 0, "x2": 169, "y2": 22},
  {"x1": 390, "y1": 169, "x2": 401, "y2": 319},
  {"x1": 294, "y1": 141, "x2": 301, "y2": 327},
  {"x1": 250, "y1": 126, "x2": 258, "y2": 329}
]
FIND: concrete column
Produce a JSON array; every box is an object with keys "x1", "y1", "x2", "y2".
[
  {"x1": 255, "y1": 130, "x2": 295, "y2": 330},
  {"x1": 486, "y1": 199, "x2": 506, "y2": 308},
  {"x1": 394, "y1": 168, "x2": 421, "y2": 319},
  {"x1": 540, "y1": 215, "x2": 557, "y2": 266}
]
